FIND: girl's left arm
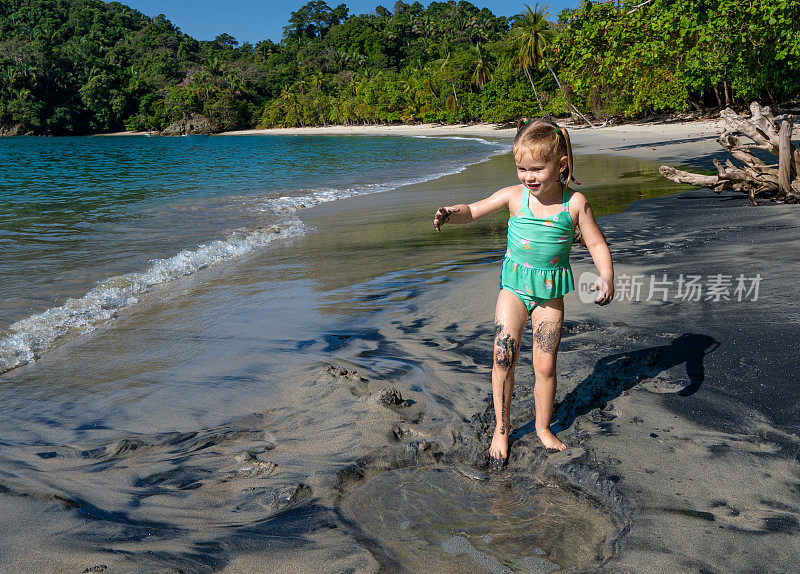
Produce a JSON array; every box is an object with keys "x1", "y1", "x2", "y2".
[{"x1": 573, "y1": 193, "x2": 614, "y2": 305}]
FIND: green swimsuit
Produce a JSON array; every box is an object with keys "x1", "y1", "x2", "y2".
[{"x1": 500, "y1": 186, "x2": 575, "y2": 312}]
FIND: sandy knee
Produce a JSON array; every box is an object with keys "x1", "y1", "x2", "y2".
[
  {"x1": 493, "y1": 320, "x2": 519, "y2": 370},
  {"x1": 533, "y1": 319, "x2": 562, "y2": 354}
]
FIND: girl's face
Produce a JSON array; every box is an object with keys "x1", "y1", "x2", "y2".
[{"x1": 514, "y1": 149, "x2": 567, "y2": 198}]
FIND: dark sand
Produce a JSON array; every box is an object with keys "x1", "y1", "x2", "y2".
[
  {"x1": 414, "y1": 190, "x2": 800, "y2": 573},
  {"x1": 1, "y1": 121, "x2": 799, "y2": 573},
  {"x1": 287, "y1": 123, "x2": 800, "y2": 572},
  {"x1": 244, "y1": 125, "x2": 800, "y2": 572},
  {"x1": 345, "y1": 200, "x2": 800, "y2": 573}
]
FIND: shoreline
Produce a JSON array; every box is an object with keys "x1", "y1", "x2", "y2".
[
  {"x1": 101, "y1": 118, "x2": 735, "y2": 169},
  {"x1": 3, "y1": 119, "x2": 799, "y2": 571},
  {"x1": 219, "y1": 119, "x2": 729, "y2": 160}
]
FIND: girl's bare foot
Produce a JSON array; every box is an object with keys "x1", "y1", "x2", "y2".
[
  {"x1": 489, "y1": 424, "x2": 509, "y2": 466},
  {"x1": 536, "y1": 427, "x2": 566, "y2": 451}
]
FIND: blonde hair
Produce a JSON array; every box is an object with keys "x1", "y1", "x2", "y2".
[{"x1": 513, "y1": 118, "x2": 579, "y2": 185}]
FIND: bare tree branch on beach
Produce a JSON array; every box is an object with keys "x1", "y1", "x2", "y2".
[
  {"x1": 660, "y1": 102, "x2": 800, "y2": 205},
  {"x1": 626, "y1": 0, "x2": 654, "y2": 15}
]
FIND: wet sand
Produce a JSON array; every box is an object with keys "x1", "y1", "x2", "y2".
[
  {"x1": 398, "y1": 191, "x2": 800, "y2": 573},
  {"x1": 286, "y1": 121, "x2": 800, "y2": 571},
  {"x1": 2, "y1": 121, "x2": 799, "y2": 572}
]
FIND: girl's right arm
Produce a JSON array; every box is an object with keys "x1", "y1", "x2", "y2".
[{"x1": 433, "y1": 187, "x2": 513, "y2": 233}]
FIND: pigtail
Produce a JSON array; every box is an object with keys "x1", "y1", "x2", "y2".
[
  {"x1": 558, "y1": 126, "x2": 580, "y2": 186},
  {"x1": 554, "y1": 124, "x2": 585, "y2": 248},
  {"x1": 516, "y1": 118, "x2": 530, "y2": 133}
]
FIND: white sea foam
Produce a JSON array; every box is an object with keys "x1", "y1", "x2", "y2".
[
  {"x1": 257, "y1": 184, "x2": 392, "y2": 215},
  {"x1": 0, "y1": 140, "x2": 508, "y2": 374},
  {"x1": 250, "y1": 144, "x2": 509, "y2": 215},
  {"x1": 408, "y1": 135, "x2": 497, "y2": 145},
  {"x1": 0, "y1": 221, "x2": 303, "y2": 374}
]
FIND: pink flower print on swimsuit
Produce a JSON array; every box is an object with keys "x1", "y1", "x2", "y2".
[
  {"x1": 525, "y1": 286, "x2": 532, "y2": 295},
  {"x1": 520, "y1": 238, "x2": 531, "y2": 250},
  {"x1": 542, "y1": 220, "x2": 555, "y2": 227},
  {"x1": 549, "y1": 256, "x2": 560, "y2": 265},
  {"x1": 557, "y1": 235, "x2": 568, "y2": 242},
  {"x1": 523, "y1": 262, "x2": 533, "y2": 269},
  {"x1": 545, "y1": 277, "x2": 553, "y2": 290}
]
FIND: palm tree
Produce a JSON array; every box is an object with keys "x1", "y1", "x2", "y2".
[
  {"x1": 509, "y1": 3, "x2": 551, "y2": 111},
  {"x1": 473, "y1": 43, "x2": 491, "y2": 89},
  {"x1": 225, "y1": 73, "x2": 243, "y2": 97},
  {"x1": 205, "y1": 57, "x2": 225, "y2": 77},
  {"x1": 332, "y1": 50, "x2": 350, "y2": 69},
  {"x1": 1, "y1": 65, "x2": 17, "y2": 98},
  {"x1": 440, "y1": 52, "x2": 458, "y2": 106},
  {"x1": 280, "y1": 89, "x2": 303, "y2": 127},
  {"x1": 308, "y1": 72, "x2": 327, "y2": 125},
  {"x1": 308, "y1": 72, "x2": 324, "y2": 92},
  {"x1": 511, "y1": 4, "x2": 594, "y2": 126},
  {"x1": 191, "y1": 69, "x2": 212, "y2": 101},
  {"x1": 473, "y1": 13, "x2": 496, "y2": 44},
  {"x1": 293, "y1": 78, "x2": 308, "y2": 96}
]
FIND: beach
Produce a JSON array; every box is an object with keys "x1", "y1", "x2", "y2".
[
  {"x1": 1, "y1": 119, "x2": 799, "y2": 573},
  {"x1": 294, "y1": 120, "x2": 800, "y2": 573},
  {"x1": 390, "y1": 187, "x2": 800, "y2": 573},
  {"x1": 222, "y1": 119, "x2": 729, "y2": 163}
]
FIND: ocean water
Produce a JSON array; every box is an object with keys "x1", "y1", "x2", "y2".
[{"x1": 0, "y1": 134, "x2": 505, "y2": 373}]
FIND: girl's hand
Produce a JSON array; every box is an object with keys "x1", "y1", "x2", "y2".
[
  {"x1": 592, "y1": 275, "x2": 615, "y2": 306},
  {"x1": 433, "y1": 206, "x2": 460, "y2": 233}
]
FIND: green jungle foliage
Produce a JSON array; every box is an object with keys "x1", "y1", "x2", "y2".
[{"x1": 0, "y1": 0, "x2": 797, "y2": 134}]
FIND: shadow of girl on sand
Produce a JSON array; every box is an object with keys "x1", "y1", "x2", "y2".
[{"x1": 512, "y1": 333, "x2": 719, "y2": 441}]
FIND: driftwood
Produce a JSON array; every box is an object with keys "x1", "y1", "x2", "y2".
[{"x1": 659, "y1": 102, "x2": 800, "y2": 205}]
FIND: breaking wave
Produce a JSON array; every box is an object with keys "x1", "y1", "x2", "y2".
[
  {"x1": 0, "y1": 137, "x2": 508, "y2": 374},
  {"x1": 0, "y1": 221, "x2": 303, "y2": 374}
]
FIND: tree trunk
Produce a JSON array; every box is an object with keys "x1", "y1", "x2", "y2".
[
  {"x1": 688, "y1": 98, "x2": 703, "y2": 113},
  {"x1": 545, "y1": 62, "x2": 595, "y2": 128},
  {"x1": 524, "y1": 66, "x2": 544, "y2": 112},
  {"x1": 660, "y1": 102, "x2": 800, "y2": 205},
  {"x1": 778, "y1": 118, "x2": 793, "y2": 199},
  {"x1": 658, "y1": 166, "x2": 720, "y2": 188}
]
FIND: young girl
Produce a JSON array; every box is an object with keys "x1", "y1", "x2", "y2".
[{"x1": 433, "y1": 119, "x2": 614, "y2": 463}]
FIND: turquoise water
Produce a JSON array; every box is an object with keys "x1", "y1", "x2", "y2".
[{"x1": 0, "y1": 134, "x2": 504, "y2": 372}]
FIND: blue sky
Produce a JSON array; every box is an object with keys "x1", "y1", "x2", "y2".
[{"x1": 124, "y1": 1, "x2": 581, "y2": 45}]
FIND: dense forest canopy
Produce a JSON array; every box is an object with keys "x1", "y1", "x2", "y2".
[{"x1": 0, "y1": 0, "x2": 797, "y2": 135}]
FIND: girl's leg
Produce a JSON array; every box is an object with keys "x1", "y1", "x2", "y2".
[
  {"x1": 531, "y1": 298, "x2": 566, "y2": 451},
  {"x1": 489, "y1": 289, "x2": 528, "y2": 463}
]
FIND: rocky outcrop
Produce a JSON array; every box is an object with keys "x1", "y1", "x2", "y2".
[
  {"x1": 0, "y1": 124, "x2": 26, "y2": 136},
  {"x1": 161, "y1": 114, "x2": 217, "y2": 136}
]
